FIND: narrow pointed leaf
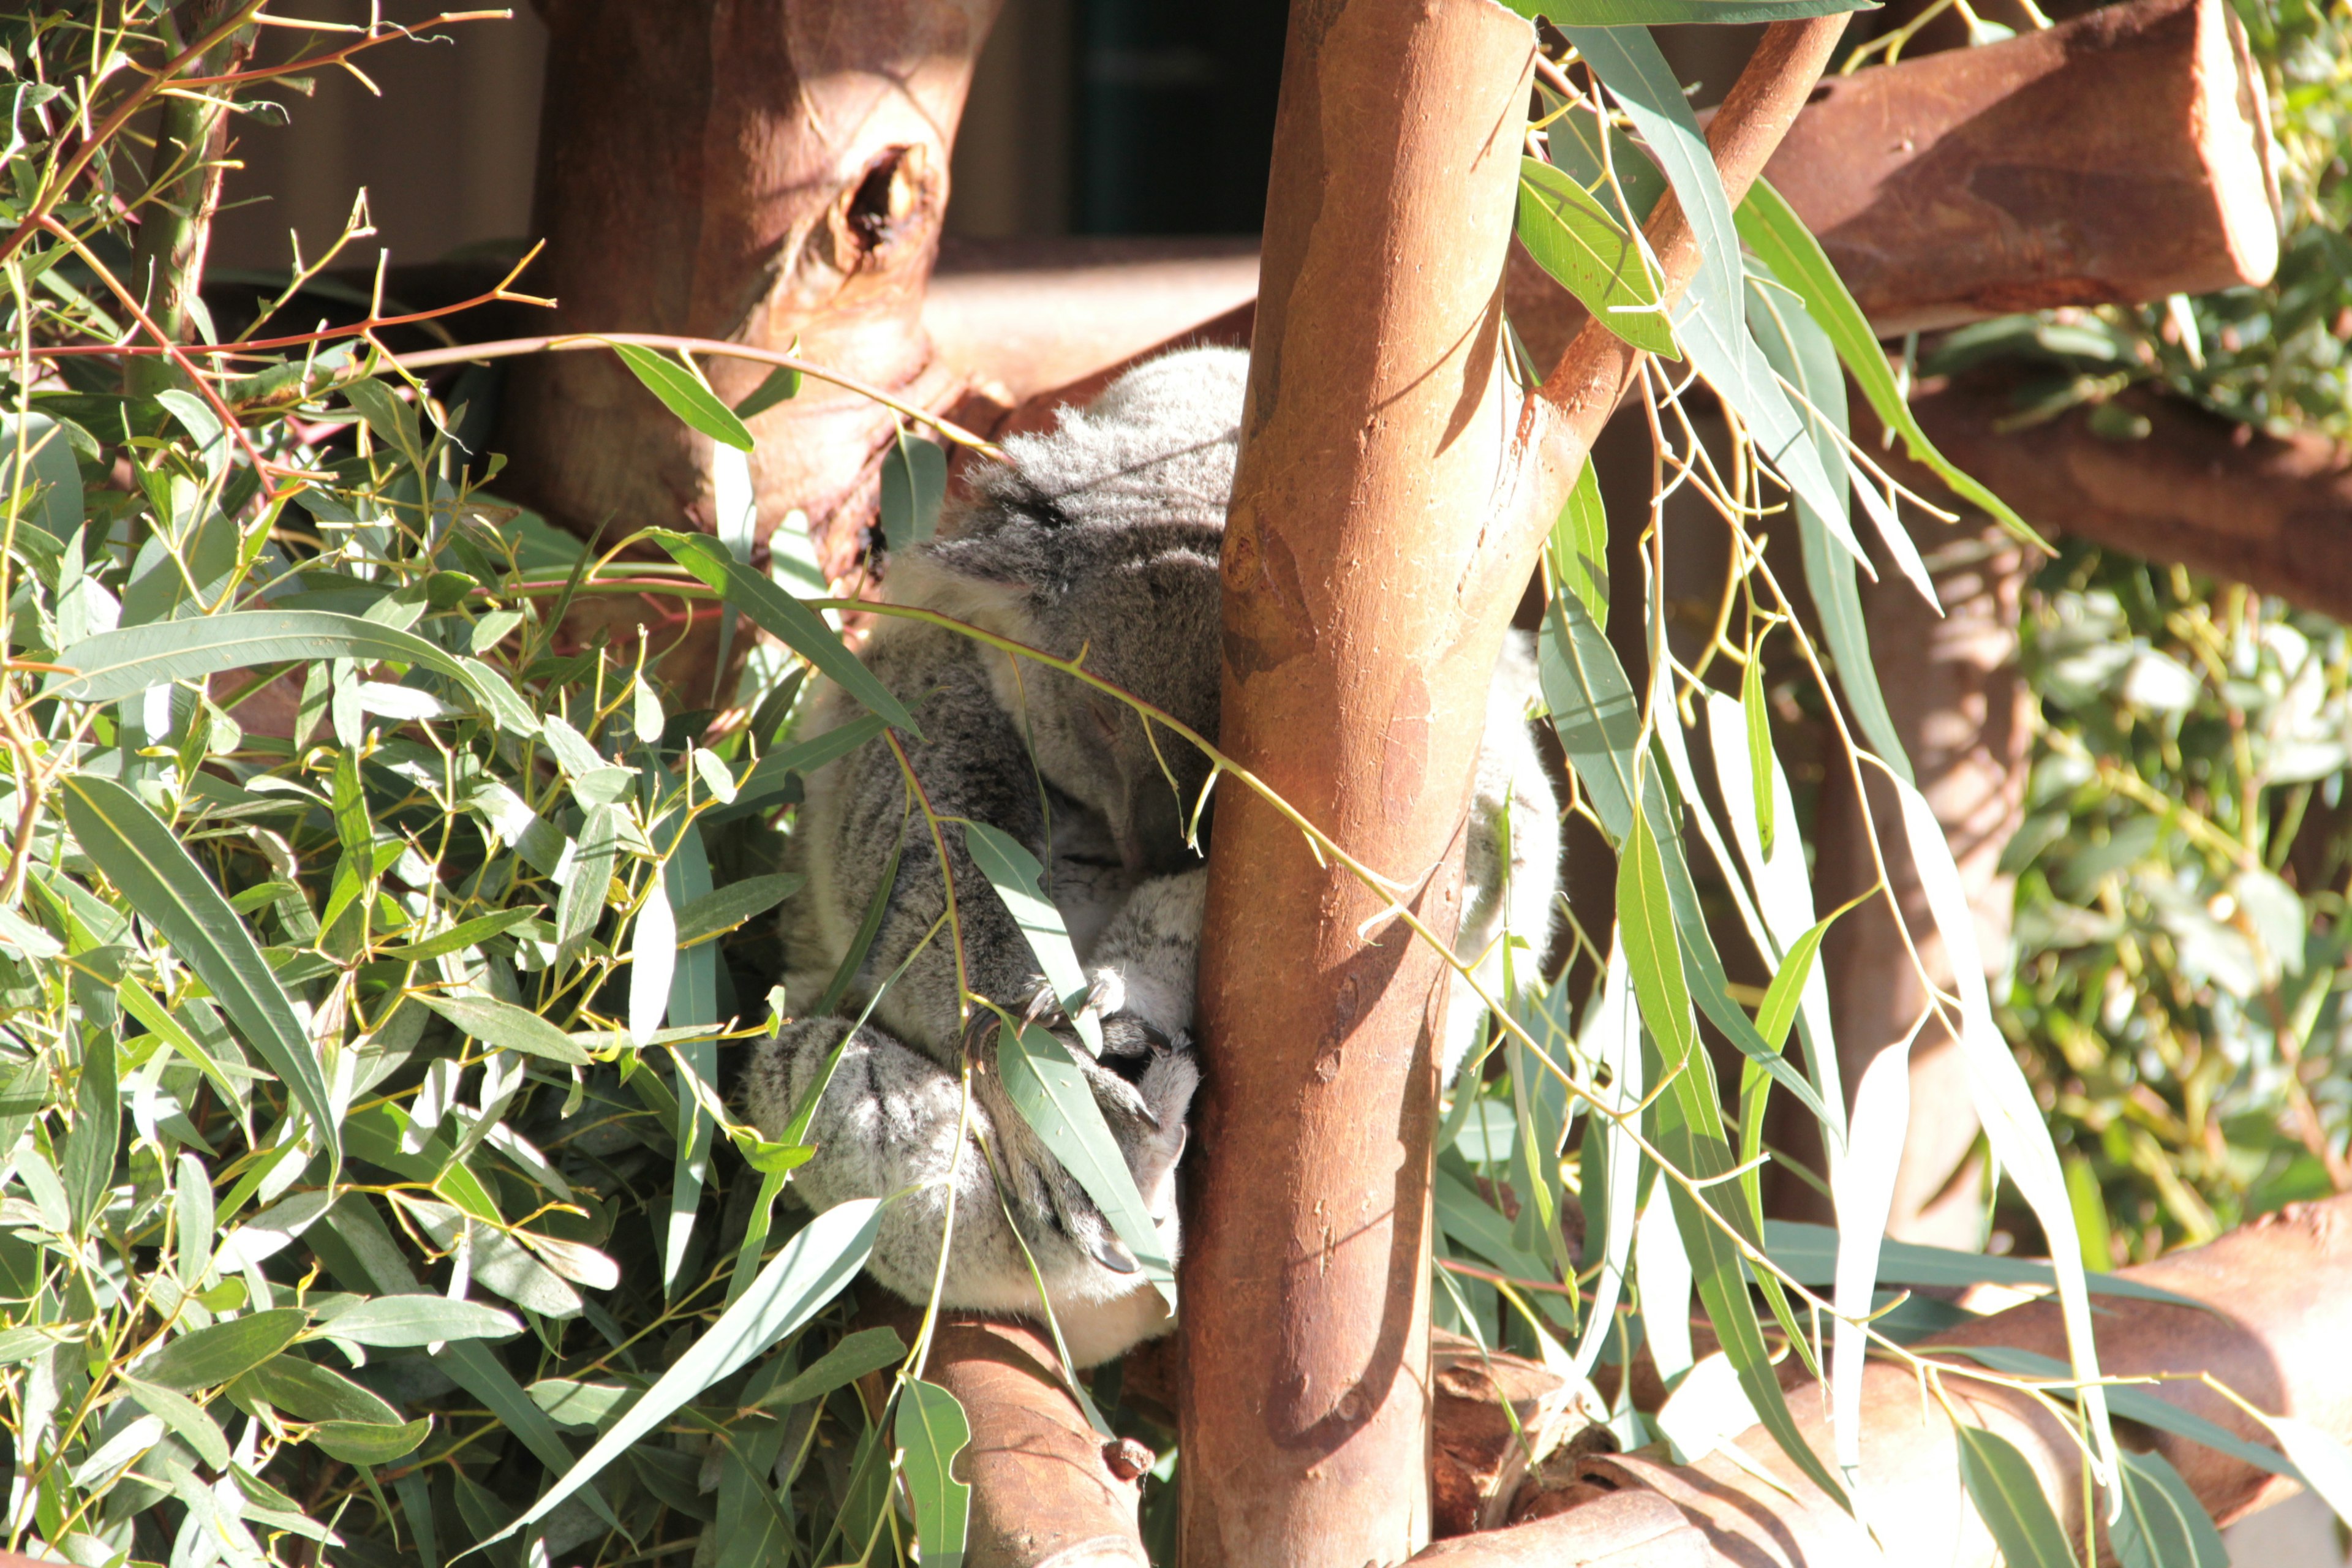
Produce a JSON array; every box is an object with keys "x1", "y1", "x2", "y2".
[
  {"x1": 964, "y1": 821, "x2": 1100, "y2": 1054},
  {"x1": 1735, "y1": 179, "x2": 2045, "y2": 551},
  {"x1": 417, "y1": 993, "x2": 593, "y2": 1066},
  {"x1": 2112, "y1": 1450, "x2": 2228, "y2": 1568},
  {"x1": 500, "y1": 1198, "x2": 882, "y2": 1539},
  {"x1": 997, "y1": 1022, "x2": 1175, "y2": 1304},
  {"x1": 61, "y1": 777, "x2": 339, "y2": 1174},
  {"x1": 607, "y1": 342, "x2": 754, "y2": 452},
  {"x1": 1516, "y1": 159, "x2": 1675, "y2": 356},
  {"x1": 1955, "y1": 1425, "x2": 2073, "y2": 1568},
  {"x1": 650, "y1": 530, "x2": 920, "y2": 736},
  {"x1": 45, "y1": 609, "x2": 537, "y2": 732}
]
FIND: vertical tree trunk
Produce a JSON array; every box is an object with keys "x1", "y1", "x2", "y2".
[
  {"x1": 499, "y1": 0, "x2": 999, "y2": 571},
  {"x1": 1179, "y1": 4, "x2": 1538, "y2": 1563}
]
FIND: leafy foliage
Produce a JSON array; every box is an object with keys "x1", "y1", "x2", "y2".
[{"x1": 0, "y1": 4, "x2": 2329, "y2": 1567}]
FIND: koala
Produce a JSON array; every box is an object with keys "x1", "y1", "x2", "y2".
[{"x1": 741, "y1": 346, "x2": 1561, "y2": 1367}]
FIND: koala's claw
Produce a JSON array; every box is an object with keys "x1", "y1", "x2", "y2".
[{"x1": 1085, "y1": 1231, "x2": 1141, "y2": 1275}]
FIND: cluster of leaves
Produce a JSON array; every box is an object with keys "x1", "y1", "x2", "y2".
[
  {"x1": 2004, "y1": 546, "x2": 2352, "y2": 1264},
  {"x1": 0, "y1": 4, "x2": 2341, "y2": 1568},
  {"x1": 1979, "y1": 0, "x2": 2352, "y2": 1267}
]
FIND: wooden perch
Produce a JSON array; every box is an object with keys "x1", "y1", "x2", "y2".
[
  {"x1": 1409, "y1": 1196, "x2": 2352, "y2": 1567},
  {"x1": 1881, "y1": 364, "x2": 2352, "y2": 625},
  {"x1": 1759, "y1": 0, "x2": 2278, "y2": 336},
  {"x1": 925, "y1": 0, "x2": 2278, "y2": 423}
]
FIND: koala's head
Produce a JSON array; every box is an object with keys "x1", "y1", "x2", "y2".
[{"x1": 887, "y1": 347, "x2": 1248, "y2": 874}]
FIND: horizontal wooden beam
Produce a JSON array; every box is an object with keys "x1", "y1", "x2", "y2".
[
  {"x1": 1883, "y1": 364, "x2": 2352, "y2": 624},
  {"x1": 1763, "y1": 0, "x2": 2278, "y2": 335}
]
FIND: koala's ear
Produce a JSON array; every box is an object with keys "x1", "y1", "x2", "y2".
[{"x1": 883, "y1": 548, "x2": 1046, "y2": 647}]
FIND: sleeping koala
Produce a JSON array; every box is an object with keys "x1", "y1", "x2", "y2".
[{"x1": 741, "y1": 347, "x2": 1560, "y2": 1366}]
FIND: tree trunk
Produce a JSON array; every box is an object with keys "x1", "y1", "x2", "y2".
[
  {"x1": 1180, "y1": 6, "x2": 1537, "y2": 1561},
  {"x1": 497, "y1": 0, "x2": 998, "y2": 572},
  {"x1": 1184, "y1": 9, "x2": 1849, "y2": 1562}
]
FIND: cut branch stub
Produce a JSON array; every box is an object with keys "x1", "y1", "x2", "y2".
[
  {"x1": 498, "y1": 0, "x2": 1000, "y2": 572},
  {"x1": 1764, "y1": 0, "x2": 2278, "y2": 335}
]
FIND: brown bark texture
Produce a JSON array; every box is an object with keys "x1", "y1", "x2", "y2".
[
  {"x1": 1765, "y1": 0, "x2": 2278, "y2": 336},
  {"x1": 1183, "y1": 8, "x2": 1849, "y2": 1566},
  {"x1": 1180, "y1": 2, "x2": 1539, "y2": 1559},
  {"x1": 496, "y1": 0, "x2": 998, "y2": 574},
  {"x1": 1416, "y1": 1195, "x2": 2352, "y2": 1567},
  {"x1": 1897, "y1": 365, "x2": 2352, "y2": 626}
]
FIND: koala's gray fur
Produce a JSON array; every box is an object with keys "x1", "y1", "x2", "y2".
[{"x1": 742, "y1": 346, "x2": 1561, "y2": 1367}]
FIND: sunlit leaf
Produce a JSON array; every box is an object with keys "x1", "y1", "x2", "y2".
[
  {"x1": 1955, "y1": 1424, "x2": 2073, "y2": 1568},
  {"x1": 61, "y1": 777, "x2": 340, "y2": 1174},
  {"x1": 900, "y1": 1379, "x2": 973, "y2": 1568},
  {"x1": 1516, "y1": 159, "x2": 1675, "y2": 356},
  {"x1": 608, "y1": 341, "x2": 755, "y2": 452},
  {"x1": 499, "y1": 1199, "x2": 883, "y2": 1540},
  {"x1": 650, "y1": 529, "x2": 921, "y2": 736}
]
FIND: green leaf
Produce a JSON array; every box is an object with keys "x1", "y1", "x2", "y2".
[
  {"x1": 1621, "y1": 803, "x2": 1847, "y2": 1509},
  {"x1": 714, "y1": 712, "x2": 891, "y2": 823},
  {"x1": 137, "y1": 1308, "x2": 311, "y2": 1390},
  {"x1": 122, "y1": 1375, "x2": 232, "y2": 1470},
  {"x1": 1, "y1": 412, "x2": 83, "y2": 539},
  {"x1": 61, "y1": 777, "x2": 340, "y2": 1175},
  {"x1": 417, "y1": 992, "x2": 594, "y2": 1066},
  {"x1": 996, "y1": 1022, "x2": 1175, "y2": 1305},
  {"x1": 1547, "y1": 463, "x2": 1609, "y2": 633},
  {"x1": 304, "y1": 1295, "x2": 521, "y2": 1349},
  {"x1": 1735, "y1": 179, "x2": 2046, "y2": 552},
  {"x1": 1754, "y1": 910, "x2": 1835, "y2": 1055},
  {"x1": 963, "y1": 822, "x2": 1100, "y2": 1055},
  {"x1": 899, "y1": 1379, "x2": 973, "y2": 1568},
  {"x1": 733, "y1": 363, "x2": 802, "y2": 421},
  {"x1": 529, "y1": 1378, "x2": 635, "y2": 1430},
  {"x1": 1743, "y1": 260, "x2": 1913, "y2": 781},
  {"x1": 557, "y1": 803, "x2": 619, "y2": 960},
  {"x1": 45, "y1": 609, "x2": 538, "y2": 733},
  {"x1": 1563, "y1": 26, "x2": 1887, "y2": 585},
  {"x1": 375, "y1": 905, "x2": 545, "y2": 962},
  {"x1": 2112, "y1": 1450, "x2": 2228, "y2": 1568},
  {"x1": 650, "y1": 529, "x2": 921, "y2": 736},
  {"x1": 751, "y1": 1325, "x2": 907, "y2": 1411},
  {"x1": 1515, "y1": 159, "x2": 1675, "y2": 357},
  {"x1": 880, "y1": 429, "x2": 948, "y2": 552},
  {"x1": 500, "y1": 1198, "x2": 883, "y2": 1542},
  {"x1": 1762, "y1": 1228, "x2": 2206, "y2": 1308},
  {"x1": 62, "y1": 1028, "x2": 118, "y2": 1237},
  {"x1": 312, "y1": 1417, "x2": 431, "y2": 1466},
  {"x1": 1955, "y1": 1424, "x2": 2073, "y2": 1568},
  {"x1": 1504, "y1": 0, "x2": 1869, "y2": 20},
  {"x1": 674, "y1": 873, "x2": 805, "y2": 948},
  {"x1": 608, "y1": 342, "x2": 755, "y2": 452},
  {"x1": 1740, "y1": 652, "x2": 1773, "y2": 859},
  {"x1": 234, "y1": 1353, "x2": 402, "y2": 1425}
]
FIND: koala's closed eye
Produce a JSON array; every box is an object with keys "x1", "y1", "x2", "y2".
[{"x1": 1088, "y1": 698, "x2": 1121, "y2": 744}]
